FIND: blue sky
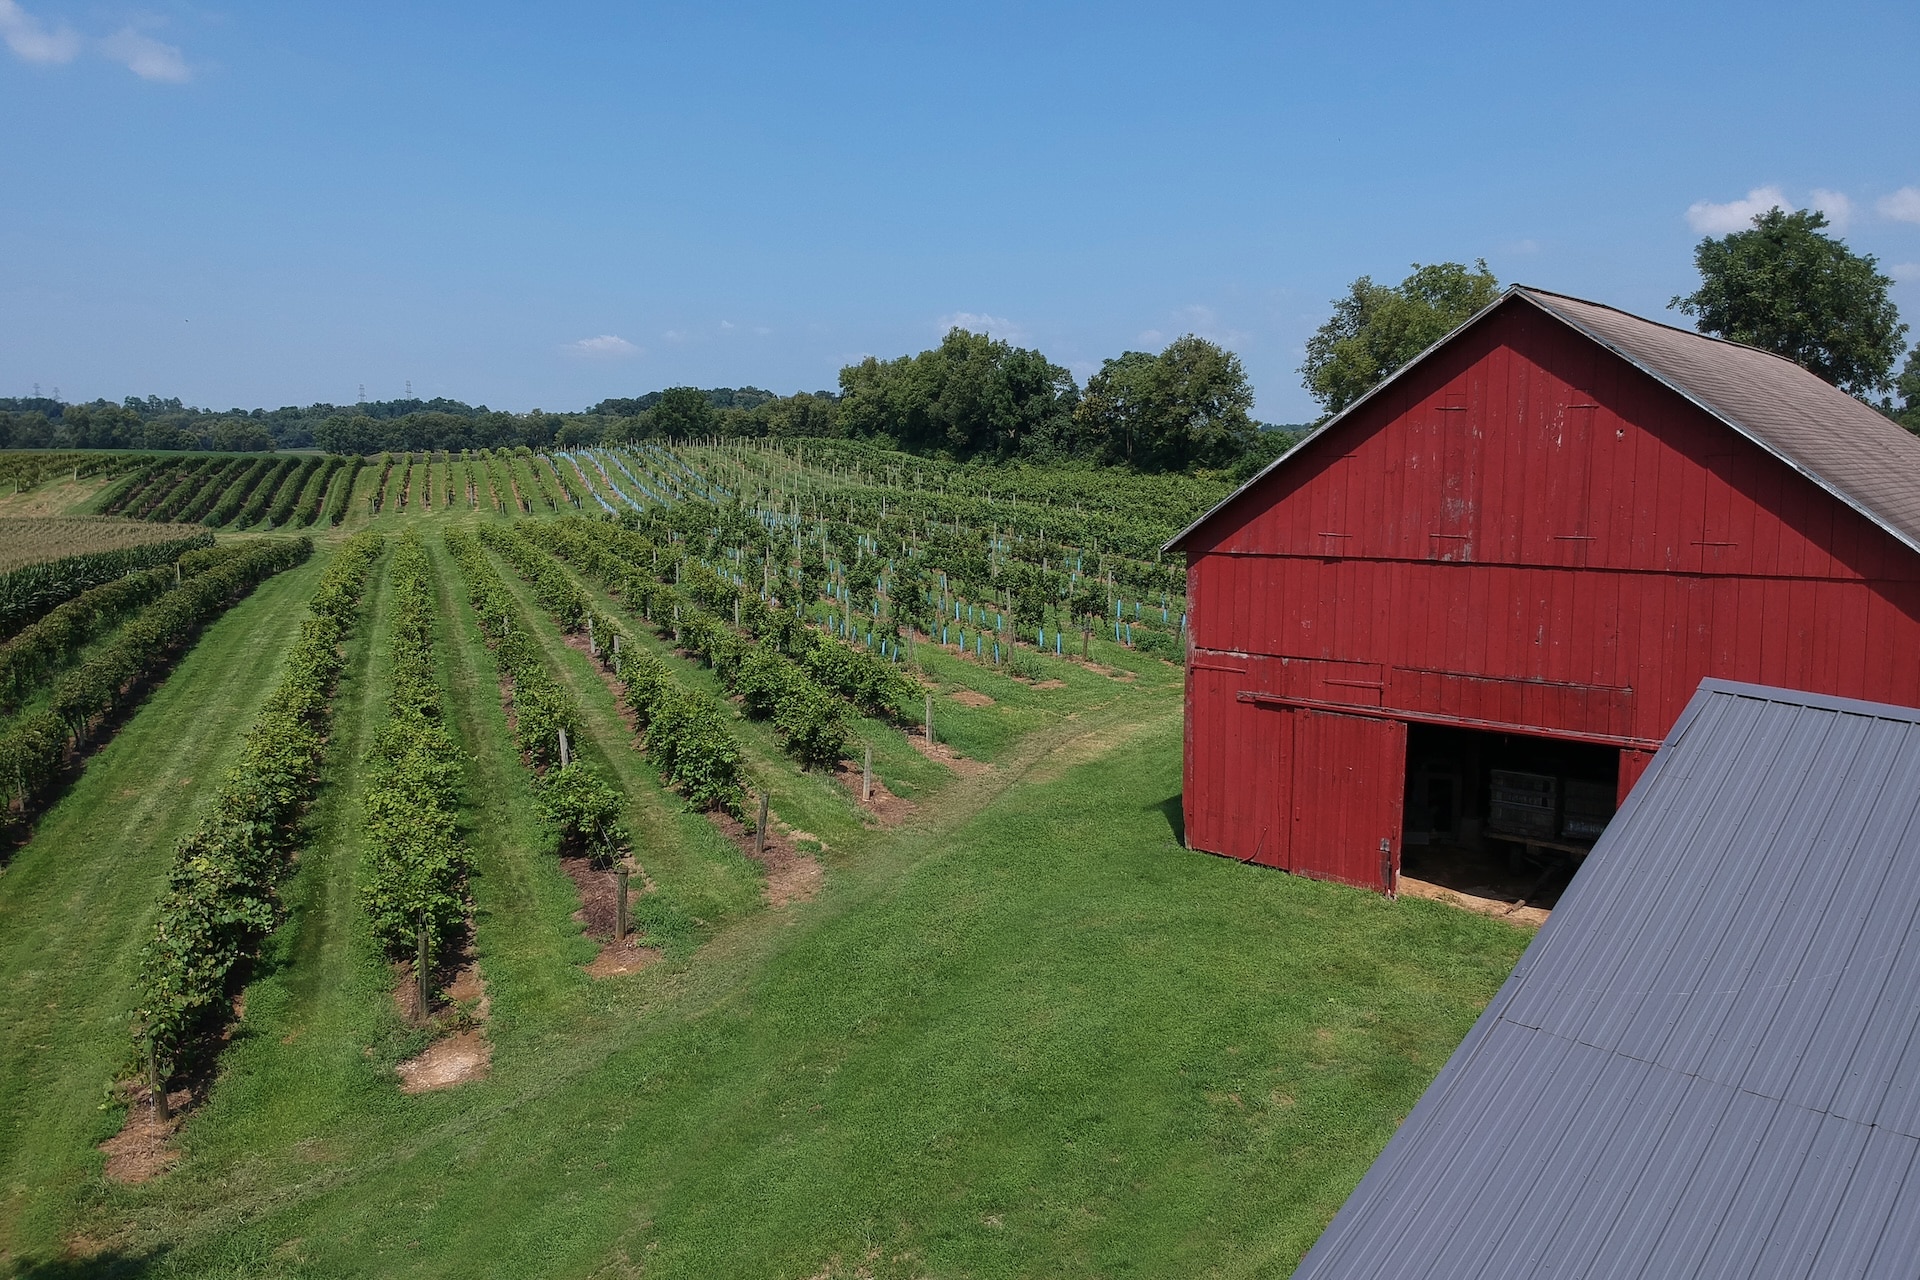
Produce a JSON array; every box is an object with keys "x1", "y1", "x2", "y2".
[{"x1": 3, "y1": 1, "x2": 1917, "y2": 423}]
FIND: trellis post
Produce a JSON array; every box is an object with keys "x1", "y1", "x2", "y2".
[
  {"x1": 615, "y1": 865, "x2": 630, "y2": 942},
  {"x1": 416, "y1": 912, "x2": 431, "y2": 1024}
]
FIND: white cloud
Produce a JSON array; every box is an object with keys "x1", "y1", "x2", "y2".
[
  {"x1": 1810, "y1": 188, "x2": 1854, "y2": 229},
  {"x1": 936, "y1": 311, "x2": 1025, "y2": 341},
  {"x1": 1503, "y1": 238, "x2": 1543, "y2": 255},
  {"x1": 1685, "y1": 185, "x2": 1790, "y2": 234},
  {"x1": 1890, "y1": 263, "x2": 1920, "y2": 283},
  {"x1": 100, "y1": 26, "x2": 189, "y2": 82},
  {"x1": 661, "y1": 328, "x2": 687, "y2": 342},
  {"x1": 1135, "y1": 329, "x2": 1165, "y2": 346},
  {"x1": 718, "y1": 319, "x2": 735, "y2": 330},
  {"x1": 566, "y1": 334, "x2": 640, "y2": 359},
  {"x1": 0, "y1": 0, "x2": 80, "y2": 64},
  {"x1": 1170, "y1": 304, "x2": 1251, "y2": 348},
  {"x1": 1879, "y1": 187, "x2": 1920, "y2": 225}
]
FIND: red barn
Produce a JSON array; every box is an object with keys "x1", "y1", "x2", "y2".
[{"x1": 1167, "y1": 286, "x2": 1920, "y2": 894}]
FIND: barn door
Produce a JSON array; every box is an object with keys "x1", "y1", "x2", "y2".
[{"x1": 1289, "y1": 708, "x2": 1408, "y2": 894}]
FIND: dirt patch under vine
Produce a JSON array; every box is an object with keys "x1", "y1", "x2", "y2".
[
  {"x1": 584, "y1": 937, "x2": 663, "y2": 978},
  {"x1": 950, "y1": 689, "x2": 995, "y2": 707},
  {"x1": 393, "y1": 954, "x2": 492, "y2": 1092},
  {"x1": 832, "y1": 759, "x2": 916, "y2": 826},
  {"x1": 907, "y1": 733, "x2": 992, "y2": 776},
  {"x1": 396, "y1": 1029, "x2": 491, "y2": 1093},
  {"x1": 711, "y1": 810, "x2": 824, "y2": 906},
  {"x1": 100, "y1": 1088, "x2": 187, "y2": 1184}
]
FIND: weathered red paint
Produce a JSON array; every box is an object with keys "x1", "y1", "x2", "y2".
[{"x1": 1177, "y1": 299, "x2": 1920, "y2": 892}]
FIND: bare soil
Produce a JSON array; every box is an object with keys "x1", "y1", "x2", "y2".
[
  {"x1": 1032, "y1": 679, "x2": 1066, "y2": 690},
  {"x1": 950, "y1": 689, "x2": 995, "y2": 707},
  {"x1": 832, "y1": 758, "x2": 916, "y2": 827},
  {"x1": 907, "y1": 733, "x2": 992, "y2": 776},
  {"x1": 584, "y1": 937, "x2": 664, "y2": 978},
  {"x1": 1397, "y1": 841, "x2": 1571, "y2": 927},
  {"x1": 392, "y1": 953, "x2": 493, "y2": 1091},
  {"x1": 711, "y1": 810, "x2": 824, "y2": 907},
  {"x1": 99, "y1": 1087, "x2": 188, "y2": 1184},
  {"x1": 396, "y1": 1030, "x2": 491, "y2": 1093}
]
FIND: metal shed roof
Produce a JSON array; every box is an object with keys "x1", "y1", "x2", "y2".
[
  {"x1": 1167, "y1": 287, "x2": 1920, "y2": 557},
  {"x1": 1293, "y1": 679, "x2": 1920, "y2": 1280}
]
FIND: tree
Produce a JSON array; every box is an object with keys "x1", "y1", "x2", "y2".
[
  {"x1": 650, "y1": 386, "x2": 717, "y2": 439},
  {"x1": 1075, "y1": 335, "x2": 1257, "y2": 472},
  {"x1": 836, "y1": 328, "x2": 1077, "y2": 462},
  {"x1": 1300, "y1": 260, "x2": 1500, "y2": 416},
  {"x1": 760, "y1": 391, "x2": 841, "y2": 438},
  {"x1": 1894, "y1": 346, "x2": 1920, "y2": 433},
  {"x1": 1671, "y1": 209, "x2": 1908, "y2": 398}
]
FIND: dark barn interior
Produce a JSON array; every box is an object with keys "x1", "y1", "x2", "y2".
[{"x1": 1399, "y1": 723, "x2": 1619, "y2": 906}]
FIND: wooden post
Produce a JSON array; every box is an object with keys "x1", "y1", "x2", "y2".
[
  {"x1": 755, "y1": 791, "x2": 770, "y2": 858},
  {"x1": 587, "y1": 616, "x2": 597, "y2": 657},
  {"x1": 863, "y1": 744, "x2": 873, "y2": 802},
  {"x1": 925, "y1": 694, "x2": 935, "y2": 744},
  {"x1": 615, "y1": 865, "x2": 629, "y2": 942},
  {"x1": 559, "y1": 727, "x2": 571, "y2": 768},
  {"x1": 416, "y1": 913, "x2": 430, "y2": 1023},
  {"x1": 148, "y1": 1037, "x2": 169, "y2": 1121}
]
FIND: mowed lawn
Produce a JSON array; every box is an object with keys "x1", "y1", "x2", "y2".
[{"x1": 16, "y1": 647, "x2": 1528, "y2": 1278}]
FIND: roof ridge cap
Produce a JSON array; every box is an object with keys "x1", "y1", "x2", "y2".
[{"x1": 1512, "y1": 285, "x2": 1819, "y2": 371}]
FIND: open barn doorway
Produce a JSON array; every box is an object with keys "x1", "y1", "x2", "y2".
[{"x1": 1399, "y1": 723, "x2": 1620, "y2": 915}]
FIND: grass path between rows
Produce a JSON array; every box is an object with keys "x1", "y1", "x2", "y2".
[
  {"x1": 0, "y1": 553, "x2": 327, "y2": 1264},
  {"x1": 44, "y1": 638, "x2": 1529, "y2": 1278}
]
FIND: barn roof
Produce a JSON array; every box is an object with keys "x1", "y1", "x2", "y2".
[
  {"x1": 1167, "y1": 286, "x2": 1920, "y2": 556},
  {"x1": 1293, "y1": 679, "x2": 1920, "y2": 1280}
]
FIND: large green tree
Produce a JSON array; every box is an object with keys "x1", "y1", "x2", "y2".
[
  {"x1": 1671, "y1": 208, "x2": 1908, "y2": 397},
  {"x1": 649, "y1": 386, "x2": 718, "y2": 438},
  {"x1": 1075, "y1": 335, "x2": 1257, "y2": 472},
  {"x1": 836, "y1": 328, "x2": 1077, "y2": 461},
  {"x1": 1300, "y1": 260, "x2": 1500, "y2": 417},
  {"x1": 1894, "y1": 347, "x2": 1920, "y2": 433}
]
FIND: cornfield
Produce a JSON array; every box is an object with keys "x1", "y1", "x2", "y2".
[{"x1": 0, "y1": 517, "x2": 208, "y2": 573}]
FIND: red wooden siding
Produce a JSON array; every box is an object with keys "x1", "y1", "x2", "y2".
[{"x1": 1179, "y1": 300, "x2": 1920, "y2": 889}]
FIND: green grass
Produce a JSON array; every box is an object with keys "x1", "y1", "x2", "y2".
[
  {"x1": 0, "y1": 507, "x2": 1533, "y2": 1279},
  {"x1": 0, "y1": 554, "x2": 328, "y2": 1261}
]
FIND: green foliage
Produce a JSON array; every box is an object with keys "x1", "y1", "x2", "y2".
[
  {"x1": 1007, "y1": 562, "x2": 1050, "y2": 631},
  {"x1": 536, "y1": 761, "x2": 629, "y2": 860},
  {"x1": 1895, "y1": 346, "x2": 1920, "y2": 433},
  {"x1": 0, "y1": 531, "x2": 213, "y2": 640},
  {"x1": 650, "y1": 386, "x2": 719, "y2": 439},
  {"x1": 1076, "y1": 336, "x2": 1258, "y2": 471},
  {"x1": 837, "y1": 328, "x2": 1079, "y2": 462},
  {"x1": 493, "y1": 522, "x2": 749, "y2": 811},
  {"x1": 360, "y1": 532, "x2": 471, "y2": 962},
  {"x1": 0, "y1": 565, "x2": 177, "y2": 713},
  {"x1": 1672, "y1": 208, "x2": 1909, "y2": 397},
  {"x1": 1301, "y1": 260, "x2": 1501, "y2": 415},
  {"x1": 0, "y1": 539, "x2": 312, "y2": 816},
  {"x1": 772, "y1": 679, "x2": 848, "y2": 768},
  {"x1": 445, "y1": 528, "x2": 580, "y2": 768},
  {"x1": 326, "y1": 455, "x2": 364, "y2": 525},
  {"x1": 133, "y1": 532, "x2": 381, "y2": 1066}
]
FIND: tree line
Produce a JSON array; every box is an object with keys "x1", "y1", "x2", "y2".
[
  {"x1": 13, "y1": 208, "x2": 1911, "y2": 475},
  {"x1": 1297, "y1": 211, "x2": 1919, "y2": 431}
]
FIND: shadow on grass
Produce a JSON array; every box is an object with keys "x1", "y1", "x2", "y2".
[
  {"x1": 1156, "y1": 793, "x2": 1185, "y2": 847},
  {"x1": 9, "y1": 1248, "x2": 168, "y2": 1279}
]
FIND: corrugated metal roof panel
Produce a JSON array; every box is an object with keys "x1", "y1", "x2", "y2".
[{"x1": 1293, "y1": 679, "x2": 1920, "y2": 1280}]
